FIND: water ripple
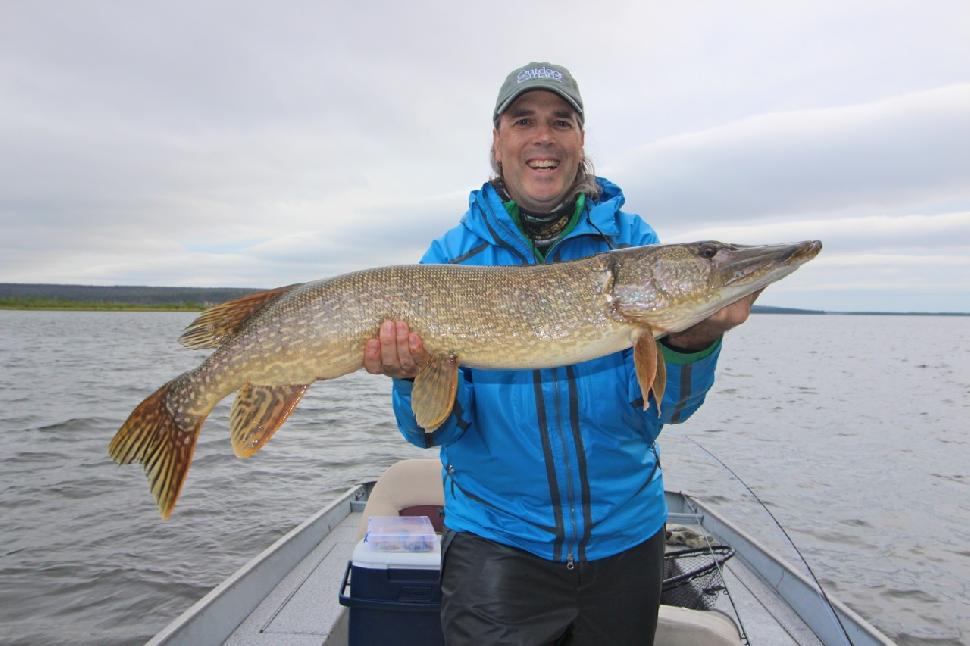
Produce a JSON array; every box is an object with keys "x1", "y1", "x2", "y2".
[{"x1": 1, "y1": 311, "x2": 968, "y2": 644}]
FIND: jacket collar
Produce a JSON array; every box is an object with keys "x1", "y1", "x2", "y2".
[{"x1": 462, "y1": 177, "x2": 625, "y2": 259}]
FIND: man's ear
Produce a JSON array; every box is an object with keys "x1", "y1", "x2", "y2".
[{"x1": 492, "y1": 127, "x2": 502, "y2": 164}]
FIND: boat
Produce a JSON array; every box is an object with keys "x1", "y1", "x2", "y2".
[{"x1": 147, "y1": 459, "x2": 895, "y2": 645}]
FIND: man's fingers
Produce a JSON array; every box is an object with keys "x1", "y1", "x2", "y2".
[
  {"x1": 395, "y1": 322, "x2": 416, "y2": 373},
  {"x1": 365, "y1": 320, "x2": 424, "y2": 379},
  {"x1": 708, "y1": 289, "x2": 762, "y2": 325},
  {"x1": 738, "y1": 288, "x2": 763, "y2": 309},
  {"x1": 379, "y1": 320, "x2": 399, "y2": 369},
  {"x1": 731, "y1": 289, "x2": 763, "y2": 323},
  {"x1": 363, "y1": 338, "x2": 382, "y2": 374},
  {"x1": 409, "y1": 332, "x2": 427, "y2": 362}
]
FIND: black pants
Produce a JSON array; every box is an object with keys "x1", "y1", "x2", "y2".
[{"x1": 440, "y1": 527, "x2": 666, "y2": 646}]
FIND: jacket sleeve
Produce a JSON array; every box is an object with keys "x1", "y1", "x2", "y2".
[
  {"x1": 656, "y1": 340, "x2": 721, "y2": 424},
  {"x1": 391, "y1": 234, "x2": 477, "y2": 449}
]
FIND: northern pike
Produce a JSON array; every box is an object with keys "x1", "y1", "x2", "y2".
[{"x1": 109, "y1": 240, "x2": 821, "y2": 518}]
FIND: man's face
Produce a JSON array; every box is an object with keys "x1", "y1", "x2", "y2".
[{"x1": 493, "y1": 90, "x2": 585, "y2": 213}]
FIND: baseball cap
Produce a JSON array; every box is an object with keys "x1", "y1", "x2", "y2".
[{"x1": 493, "y1": 62, "x2": 584, "y2": 125}]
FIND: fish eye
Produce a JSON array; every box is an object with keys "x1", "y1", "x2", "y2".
[{"x1": 698, "y1": 243, "x2": 718, "y2": 260}]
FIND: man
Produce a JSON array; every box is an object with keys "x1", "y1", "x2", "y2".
[{"x1": 364, "y1": 62, "x2": 758, "y2": 645}]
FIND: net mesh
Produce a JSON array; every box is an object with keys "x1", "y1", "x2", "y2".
[{"x1": 661, "y1": 545, "x2": 735, "y2": 610}]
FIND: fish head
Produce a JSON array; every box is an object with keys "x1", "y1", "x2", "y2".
[{"x1": 611, "y1": 240, "x2": 822, "y2": 333}]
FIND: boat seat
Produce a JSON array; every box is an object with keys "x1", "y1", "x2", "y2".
[
  {"x1": 358, "y1": 459, "x2": 742, "y2": 645},
  {"x1": 356, "y1": 458, "x2": 444, "y2": 540},
  {"x1": 656, "y1": 605, "x2": 743, "y2": 645}
]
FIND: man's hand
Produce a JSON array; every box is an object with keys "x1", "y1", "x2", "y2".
[
  {"x1": 664, "y1": 289, "x2": 763, "y2": 353},
  {"x1": 363, "y1": 320, "x2": 429, "y2": 379}
]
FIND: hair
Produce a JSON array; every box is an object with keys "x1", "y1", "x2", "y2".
[{"x1": 489, "y1": 123, "x2": 602, "y2": 205}]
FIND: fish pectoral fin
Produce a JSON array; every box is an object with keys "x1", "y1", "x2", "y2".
[
  {"x1": 653, "y1": 345, "x2": 666, "y2": 415},
  {"x1": 230, "y1": 383, "x2": 309, "y2": 458},
  {"x1": 179, "y1": 283, "x2": 303, "y2": 349},
  {"x1": 634, "y1": 329, "x2": 665, "y2": 414},
  {"x1": 412, "y1": 355, "x2": 459, "y2": 432}
]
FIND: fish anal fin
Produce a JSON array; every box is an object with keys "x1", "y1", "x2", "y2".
[
  {"x1": 179, "y1": 284, "x2": 303, "y2": 349},
  {"x1": 230, "y1": 383, "x2": 309, "y2": 458},
  {"x1": 412, "y1": 355, "x2": 459, "y2": 431},
  {"x1": 107, "y1": 377, "x2": 207, "y2": 520},
  {"x1": 633, "y1": 329, "x2": 664, "y2": 414}
]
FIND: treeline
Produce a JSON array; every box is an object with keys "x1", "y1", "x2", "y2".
[
  {"x1": 0, "y1": 283, "x2": 261, "y2": 308},
  {"x1": 751, "y1": 305, "x2": 825, "y2": 314}
]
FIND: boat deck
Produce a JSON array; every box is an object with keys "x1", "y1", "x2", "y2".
[
  {"x1": 150, "y1": 484, "x2": 889, "y2": 646},
  {"x1": 713, "y1": 548, "x2": 824, "y2": 644},
  {"x1": 221, "y1": 510, "x2": 824, "y2": 645},
  {"x1": 223, "y1": 509, "x2": 359, "y2": 645}
]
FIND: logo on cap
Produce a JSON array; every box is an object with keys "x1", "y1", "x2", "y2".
[{"x1": 516, "y1": 67, "x2": 563, "y2": 84}]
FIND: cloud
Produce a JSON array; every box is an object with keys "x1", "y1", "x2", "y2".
[
  {"x1": 607, "y1": 85, "x2": 970, "y2": 231},
  {"x1": 668, "y1": 211, "x2": 970, "y2": 252},
  {"x1": 2, "y1": 2, "x2": 969, "y2": 312}
]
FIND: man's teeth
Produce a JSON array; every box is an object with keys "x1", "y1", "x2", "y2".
[{"x1": 528, "y1": 160, "x2": 559, "y2": 169}]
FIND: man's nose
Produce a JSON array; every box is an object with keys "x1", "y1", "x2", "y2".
[{"x1": 532, "y1": 122, "x2": 554, "y2": 144}]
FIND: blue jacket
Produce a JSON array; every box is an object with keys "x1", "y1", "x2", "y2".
[{"x1": 392, "y1": 178, "x2": 721, "y2": 562}]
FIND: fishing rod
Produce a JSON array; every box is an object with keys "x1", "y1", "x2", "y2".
[{"x1": 684, "y1": 434, "x2": 855, "y2": 646}]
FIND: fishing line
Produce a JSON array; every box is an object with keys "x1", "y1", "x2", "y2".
[
  {"x1": 697, "y1": 529, "x2": 751, "y2": 645},
  {"x1": 684, "y1": 434, "x2": 855, "y2": 646}
]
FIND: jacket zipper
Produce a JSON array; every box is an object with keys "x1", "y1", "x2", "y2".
[{"x1": 550, "y1": 378, "x2": 580, "y2": 568}]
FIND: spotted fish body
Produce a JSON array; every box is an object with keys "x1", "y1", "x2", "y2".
[{"x1": 109, "y1": 240, "x2": 821, "y2": 518}]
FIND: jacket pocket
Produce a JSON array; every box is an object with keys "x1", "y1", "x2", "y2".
[{"x1": 444, "y1": 464, "x2": 559, "y2": 535}]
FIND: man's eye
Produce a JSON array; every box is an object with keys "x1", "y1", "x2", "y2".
[
  {"x1": 554, "y1": 120, "x2": 573, "y2": 128},
  {"x1": 515, "y1": 118, "x2": 531, "y2": 127}
]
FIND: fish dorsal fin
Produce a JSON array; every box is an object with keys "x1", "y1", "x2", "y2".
[
  {"x1": 230, "y1": 383, "x2": 309, "y2": 458},
  {"x1": 412, "y1": 355, "x2": 459, "y2": 431},
  {"x1": 179, "y1": 284, "x2": 302, "y2": 349},
  {"x1": 633, "y1": 328, "x2": 666, "y2": 414}
]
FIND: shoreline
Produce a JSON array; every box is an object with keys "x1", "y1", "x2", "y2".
[{"x1": 0, "y1": 300, "x2": 205, "y2": 312}]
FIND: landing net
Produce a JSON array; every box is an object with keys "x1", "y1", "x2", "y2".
[{"x1": 661, "y1": 545, "x2": 735, "y2": 610}]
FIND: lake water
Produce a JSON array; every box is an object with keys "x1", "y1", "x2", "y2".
[{"x1": 0, "y1": 311, "x2": 967, "y2": 645}]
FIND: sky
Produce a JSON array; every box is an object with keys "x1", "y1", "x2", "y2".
[{"x1": 2, "y1": 1, "x2": 969, "y2": 312}]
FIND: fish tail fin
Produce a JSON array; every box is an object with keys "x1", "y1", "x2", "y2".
[{"x1": 108, "y1": 375, "x2": 208, "y2": 519}]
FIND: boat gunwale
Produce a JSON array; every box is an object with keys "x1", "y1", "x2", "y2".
[
  {"x1": 147, "y1": 483, "x2": 369, "y2": 646},
  {"x1": 669, "y1": 490, "x2": 895, "y2": 646}
]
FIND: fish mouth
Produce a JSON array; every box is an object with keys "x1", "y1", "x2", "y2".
[{"x1": 715, "y1": 240, "x2": 822, "y2": 290}]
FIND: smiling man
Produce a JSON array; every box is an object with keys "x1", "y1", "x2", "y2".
[
  {"x1": 493, "y1": 87, "x2": 585, "y2": 213},
  {"x1": 364, "y1": 62, "x2": 758, "y2": 645}
]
